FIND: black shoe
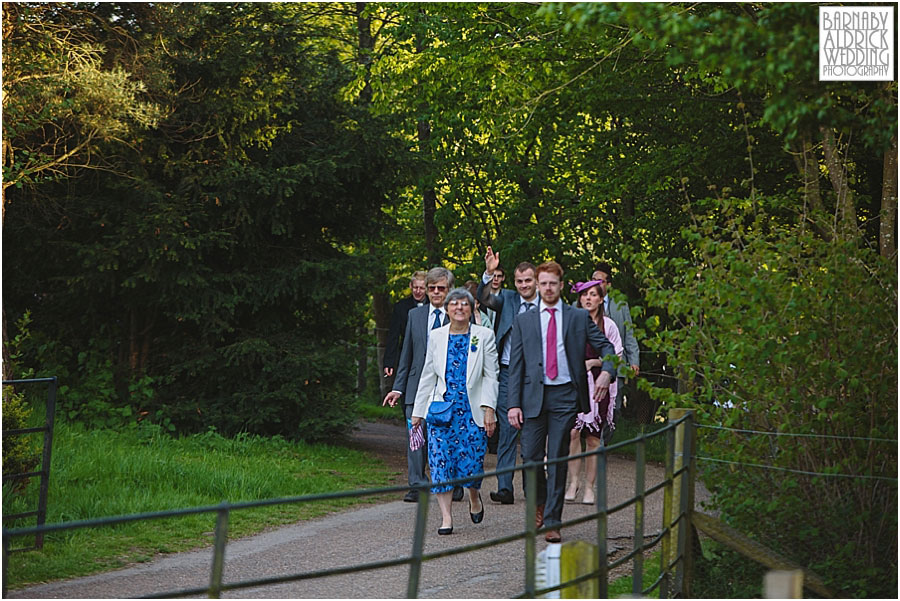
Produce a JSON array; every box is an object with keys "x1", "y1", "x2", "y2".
[
  {"x1": 403, "y1": 490, "x2": 419, "y2": 503},
  {"x1": 470, "y1": 492, "x2": 485, "y2": 524},
  {"x1": 452, "y1": 486, "x2": 464, "y2": 502},
  {"x1": 438, "y1": 526, "x2": 453, "y2": 535},
  {"x1": 489, "y1": 488, "x2": 514, "y2": 505}
]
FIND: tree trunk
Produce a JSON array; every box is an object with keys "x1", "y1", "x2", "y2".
[
  {"x1": 373, "y1": 284, "x2": 391, "y2": 397},
  {"x1": 2, "y1": 305, "x2": 9, "y2": 381},
  {"x1": 414, "y1": 13, "x2": 439, "y2": 267},
  {"x1": 356, "y1": 4, "x2": 392, "y2": 397},
  {"x1": 880, "y1": 135, "x2": 897, "y2": 258},
  {"x1": 356, "y1": 326, "x2": 367, "y2": 393},
  {"x1": 791, "y1": 135, "x2": 829, "y2": 240},
  {"x1": 821, "y1": 126, "x2": 857, "y2": 239},
  {"x1": 355, "y1": 3, "x2": 373, "y2": 106}
]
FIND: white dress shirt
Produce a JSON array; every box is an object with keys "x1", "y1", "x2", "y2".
[
  {"x1": 427, "y1": 305, "x2": 446, "y2": 340},
  {"x1": 481, "y1": 271, "x2": 536, "y2": 366},
  {"x1": 539, "y1": 299, "x2": 572, "y2": 385}
]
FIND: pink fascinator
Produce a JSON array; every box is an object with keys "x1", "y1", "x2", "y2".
[{"x1": 570, "y1": 280, "x2": 603, "y2": 294}]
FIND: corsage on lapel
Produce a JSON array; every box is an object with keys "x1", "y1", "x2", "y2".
[{"x1": 470, "y1": 335, "x2": 479, "y2": 353}]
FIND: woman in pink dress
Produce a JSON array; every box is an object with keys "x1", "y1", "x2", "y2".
[{"x1": 565, "y1": 280, "x2": 624, "y2": 505}]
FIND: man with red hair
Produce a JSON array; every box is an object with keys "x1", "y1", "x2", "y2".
[{"x1": 506, "y1": 261, "x2": 616, "y2": 543}]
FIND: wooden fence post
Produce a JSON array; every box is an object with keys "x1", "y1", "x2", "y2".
[
  {"x1": 560, "y1": 541, "x2": 598, "y2": 599},
  {"x1": 667, "y1": 408, "x2": 696, "y2": 597},
  {"x1": 764, "y1": 569, "x2": 804, "y2": 598}
]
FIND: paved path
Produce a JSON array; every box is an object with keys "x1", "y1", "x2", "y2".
[{"x1": 9, "y1": 420, "x2": 708, "y2": 599}]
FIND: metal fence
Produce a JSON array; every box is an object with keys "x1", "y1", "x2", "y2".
[
  {"x1": 3, "y1": 410, "x2": 697, "y2": 598},
  {"x1": 2, "y1": 377, "x2": 58, "y2": 554}
]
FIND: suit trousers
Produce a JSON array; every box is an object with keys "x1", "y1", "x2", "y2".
[
  {"x1": 494, "y1": 365, "x2": 521, "y2": 494},
  {"x1": 520, "y1": 382, "x2": 578, "y2": 530},
  {"x1": 405, "y1": 403, "x2": 429, "y2": 488}
]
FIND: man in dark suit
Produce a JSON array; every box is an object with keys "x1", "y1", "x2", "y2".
[
  {"x1": 383, "y1": 267, "x2": 462, "y2": 503},
  {"x1": 383, "y1": 271, "x2": 427, "y2": 380},
  {"x1": 507, "y1": 261, "x2": 616, "y2": 543},
  {"x1": 476, "y1": 247, "x2": 538, "y2": 505}
]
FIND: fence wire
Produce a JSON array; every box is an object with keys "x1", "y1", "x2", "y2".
[{"x1": 697, "y1": 423, "x2": 897, "y2": 443}]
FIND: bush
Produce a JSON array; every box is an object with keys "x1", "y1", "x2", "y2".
[
  {"x1": 636, "y1": 209, "x2": 898, "y2": 598},
  {"x1": 2, "y1": 386, "x2": 41, "y2": 491}
]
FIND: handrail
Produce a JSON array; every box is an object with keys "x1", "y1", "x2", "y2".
[{"x1": 4, "y1": 413, "x2": 693, "y2": 598}]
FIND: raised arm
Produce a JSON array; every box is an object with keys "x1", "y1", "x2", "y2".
[{"x1": 477, "y1": 246, "x2": 505, "y2": 311}]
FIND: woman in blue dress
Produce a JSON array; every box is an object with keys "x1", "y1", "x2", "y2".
[{"x1": 412, "y1": 287, "x2": 499, "y2": 535}]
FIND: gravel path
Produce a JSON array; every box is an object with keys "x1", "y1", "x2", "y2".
[{"x1": 8, "y1": 420, "x2": 708, "y2": 599}]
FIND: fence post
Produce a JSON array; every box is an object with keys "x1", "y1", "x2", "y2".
[
  {"x1": 764, "y1": 569, "x2": 804, "y2": 598},
  {"x1": 595, "y1": 446, "x2": 608, "y2": 599},
  {"x1": 35, "y1": 377, "x2": 57, "y2": 550},
  {"x1": 631, "y1": 437, "x2": 646, "y2": 597},
  {"x1": 406, "y1": 488, "x2": 430, "y2": 598},
  {"x1": 524, "y1": 463, "x2": 538, "y2": 598},
  {"x1": 659, "y1": 419, "x2": 676, "y2": 599},
  {"x1": 208, "y1": 501, "x2": 230, "y2": 599},
  {"x1": 560, "y1": 541, "x2": 599, "y2": 599},
  {"x1": 3, "y1": 535, "x2": 9, "y2": 598},
  {"x1": 668, "y1": 408, "x2": 696, "y2": 597}
]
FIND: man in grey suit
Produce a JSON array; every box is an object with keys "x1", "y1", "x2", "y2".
[
  {"x1": 507, "y1": 261, "x2": 616, "y2": 543},
  {"x1": 476, "y1": 247, "x2": 538, "y2": 505},
  {"x1": 592, "y1": 262, "x2": 640, "y2": 442},
  {"x1": 383, "y1": 267, "x2": 458, "y2": 503}
]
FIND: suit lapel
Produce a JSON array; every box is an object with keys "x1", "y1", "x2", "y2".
[
  {"x1": 434, "y1": 328, "x2": 448, "y2": 377},
  {"x1": 466, "y1": 329, "x2": 477, "y2": 381},
  {"x1": 529, "y1": 305, "x2": 543, "y2": 347},
  {"x1": 417, "y1": 306, "x2": 431, "y2": 350},
  {"x1": 561, "y1": 304, "x2": 578, "y2": 374}
]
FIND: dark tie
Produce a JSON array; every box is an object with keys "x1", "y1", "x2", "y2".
[
  {"x1": 521, "y1": 301, "x2": 534, "y2": 314},
  {"x1": 545, "y1": 308, "x2": 558, "y2": 380},
  {"x1": 432, "y1": 309, "x2": 442, "y2": 330}
]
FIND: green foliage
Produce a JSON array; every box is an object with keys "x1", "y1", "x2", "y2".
[
  {"x1": 4, "y1": 3, "x2": 402, "y2": 441},
  {"x1": 693, "y1": 539, "x2": 766, "y2": 599},
  {"x1": 635, "y1": 208, "x2": 898, "y2": 598},
  {"x1": 1, "y1": 386, "x2": 41, "y2": 491},
  {"x1": 2, "y1": 3, "x2": 162, "y2": 191}
]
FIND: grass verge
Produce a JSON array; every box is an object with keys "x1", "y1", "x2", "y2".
[
  {"x1": 608, "y1": 549, "x2": 662, "y2": 598},
  {"x1": 3, "y1": 420, "x2": 398, "y2": 590}
]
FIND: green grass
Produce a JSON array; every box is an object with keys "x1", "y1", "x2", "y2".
[
  {"x1": 354, "y1": 397, "x2": 404, "y2": 422},
  {"x1": 3, "y1": 419, "x2": 398, "y2": 590},
  {"x1": 608, "y1": 549, "x2": 662, "y2": 598}
]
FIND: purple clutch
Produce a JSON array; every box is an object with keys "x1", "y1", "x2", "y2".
[{"x1": 409, "y1": 422, "x2": 425, "y2": 451}]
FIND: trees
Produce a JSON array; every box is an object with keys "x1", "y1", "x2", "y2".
[
  {"x1": 550, "y1": 3, "x2": 897, "y2": 596},
  {"x1": 3, "y1": 8, "x2": 895, "y2": 589},
  {"x1": 1, "y1": 3, "x2": 161, "y2": 207},
  {"x1": 3, "y1": 3, "x2": 402, "y2": 440}
]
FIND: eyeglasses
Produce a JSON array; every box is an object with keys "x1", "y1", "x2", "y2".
[
  {"x1": 427, "y1": 285, "x2": 447, "y2": 292},
  {"x1": 448, "y1": 300, "x2": 469, "y2": 307}
]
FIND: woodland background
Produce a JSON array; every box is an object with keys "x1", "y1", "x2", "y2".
[{"x1": 2, "y1": 3, "x2": 896, "y2": 596}]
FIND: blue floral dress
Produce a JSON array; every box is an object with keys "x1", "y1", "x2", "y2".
[{"x1": 428, "y1": 333, "x2": 487, "y2": 493}]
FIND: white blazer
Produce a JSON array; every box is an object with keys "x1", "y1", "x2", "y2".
[{"x1": 412, "y1": 324, "x2": 499, "y2": 427}]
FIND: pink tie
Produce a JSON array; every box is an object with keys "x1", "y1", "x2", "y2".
[{"x1": 546, "y1": 308, "x2": 558, "y2": 380}]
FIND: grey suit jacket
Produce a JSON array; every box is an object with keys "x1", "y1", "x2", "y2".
[
  {"x1": 476, "y1": 278, "x2": 531, "y2": 359},
  {"x1": 507, "y1": 303, "x2": 616, "y2": 418},
  {"x1": 393, "y1": 304, "x2": 447, "y2": 406},
  {"x1": 606, "y1": 294, "x2": 640, "y2": 376}
]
